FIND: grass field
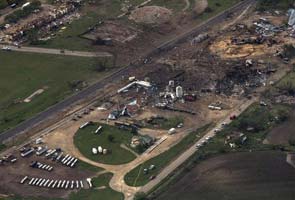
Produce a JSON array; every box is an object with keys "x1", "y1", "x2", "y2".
[
  {"x1": 0, "y1": 51, "x2": 112, "y2": 135},
  {"x1": 124, "y1": 124, "x2": 211, "y2": 187},
  {"x1": 0, "y1": 173, "x2": 123, "y2": 200},
  {"x1": 77, "y1": 160, "x2": 104, "y2": 173},
  {"x1": 68, "y1": 173, "x2": 124, "y2": 200},
  {"x1": 74, "y1": 123, "x2": 136, "y2": 165}
]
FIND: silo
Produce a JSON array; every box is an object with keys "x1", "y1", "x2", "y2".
[{"x1": 176, "y1": 86, "x2": 183, "y2": 98}]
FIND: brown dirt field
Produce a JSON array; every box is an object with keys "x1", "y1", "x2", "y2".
[
  {"x1": 264, "y1": 108, "x2": 295, "y2": 145},
  {"x1": 157, "y1": 151, "x2": 295, "y2": 200},
  {"x1": 0, "y1": 153, "x2": 94, "y2": 198},
  {"x1": 129, "y1": 6, "x2": 172, "y2": 25},
  {"x1": 209, "y1": 38, "x2": 268, "y2": 59},
  {"x1": 83, "y1": 21, "x2": 139, "y2": 43}
]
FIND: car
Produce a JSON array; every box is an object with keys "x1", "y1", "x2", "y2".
[
  {"x1": 149, "y1": 175, "x2": 156, "y2": 180},
  {"x1": 230, "y1": 115, "x2": 237, "y2": 120},
  {"x1": 214, "y1": 129, "x2": 220, "y2": 133},
  {"x1": 196, "y1": 144, "x2": 202, "y2": 148},
  {"x1": 221, "y1": 122, "x2": 227, "y2": 126}
]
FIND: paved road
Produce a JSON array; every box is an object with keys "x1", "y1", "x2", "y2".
[
  {"x1": 0, "y1": 44, "x2": 113, "y2": 58},
  {"x1": 0, "y1": 0, "x2": 256, "y2": 144}
]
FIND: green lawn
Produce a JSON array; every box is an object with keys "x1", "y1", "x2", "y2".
[
  {"x1": 74, "y1": 123, "x2": 136, "y2": 165},
  {"x1": 124, "y1": 124, "x2": 211, "y2": 186},
  {"x1": 1, "y1": 173, "x2": 123, "y2": 200},
  {"x1": 68, "y1": 173, "x2": 124, "y2": 200},
  {"x1": 77, "y1": 160, "x2": 104, "y2": 173},
  {"x1": 0, "y1": 51, "x2": 112, "y2": 135}
]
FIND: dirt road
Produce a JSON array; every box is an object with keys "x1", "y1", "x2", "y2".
[{"x1": 0, "y1": 44, "x2": 113, "y2": 58}]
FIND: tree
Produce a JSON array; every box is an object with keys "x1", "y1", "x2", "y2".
[{"x1": 108, "y1": 134, "x2": 114, "y2": 143}]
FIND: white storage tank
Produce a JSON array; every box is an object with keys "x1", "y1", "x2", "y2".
[
  {"x1": 98, "y1": 146, "x2": 103, "y2": 154},
  {"x1": 103, "y1": 149, "x2": 108, "y2": 155},
  {"x1": 92, "y1": 148, "x2": 98, "y2": 155},
  {"x1": 176, "y1": 86, "x2": 183, "y2": 98}
]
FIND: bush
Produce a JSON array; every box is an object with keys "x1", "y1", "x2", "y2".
[
  {"x1": 134, "y1": 192, "x2": 148, "y2": 200},
  {"x1": 0, "y1": 0, "x2": 8, "y2": 9},
  {"x1": 108, "y1": 134, "x2": 114, "y2": 143}
]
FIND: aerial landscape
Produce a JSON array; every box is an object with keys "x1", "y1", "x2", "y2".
[{"x1": 1, "y1": 0, "x2": 295, "y2": 199}]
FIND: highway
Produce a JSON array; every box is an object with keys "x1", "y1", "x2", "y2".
[
  {"x1": 0, "y1": 0, "x2": 257, "y2": 144},
  {"x1": 0, "y1": 44, "x2": 113, "y2": 57}
]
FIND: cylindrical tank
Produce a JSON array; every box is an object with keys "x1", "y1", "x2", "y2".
[
  {"x1": 92, "y1": 148, "x2": 97, "y2": 155},
  {"x1": 176, "y1": 86, "x2": 183, "y2": 98},
  {"x1": 98, "y1": 146, "x2": 103, "y2": 153},
  {"x1": 103, "y1": 149, "x2": 108, "y2": 155}
]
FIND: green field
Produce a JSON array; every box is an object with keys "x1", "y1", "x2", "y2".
[
  {"x1": 68, "y1": 173, "x2": 124, "y2": 200},
  {"x1": 1, "y1": 173, "x2": 124, "y2": 200},
  {"x1": 0, "y1": 51, "x2": 112, "y2": 135},
  {"x1": 74, "y1": 123, "x2": 136, "y2": 165},
  {"x1": 124, "y1": 124, "x2": 211, "y2": 187}
]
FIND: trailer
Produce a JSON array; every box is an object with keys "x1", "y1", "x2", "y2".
[
  {"x1": 21, "y1": 148, "x2": 34, "y2": 157},
  {"x1": 43, "y1": 179, "x2": 50, "y2": 187},
  {"x1": 79, "y1": 121, "x2": 92, "y2": 129},
  {"x1": 66, "y1": 157, "x2": 75, "y2": 166},
  {"x1": 33, "y1": 178, "x2": 39, "y2": 186},
  {"x1": 40, "y1": 179, "x2": 46, "y2": 187},
  {"x1": 45, "y1": 149, "x2": 56, "y2": 158},
  {"x1": 57, "y1": 180, "x2": 62, "y2": 188},
  {"x1": 52, "y1": 180, "x2": 58, "y2": 188},
  {"x1": 65, "y1": 180, "x2": 69, "y2": 189},
  {"x1": 48, "y1": 180, "x2": 54, "y2": 188},
  {"x1": 28, "y1": 178, "x2": 35, "y2": 185},
  {"x1": 61, "y1": 180, "x2": 66, "y2": 188},
  {"x1": 56, "y1": 152, "x2": 63, "y2": 161},
  {"x1": 71, "y1": 159, "x2": 78, "y2": 168},
  {"x1": 20, "y1": 176, "x2": 28, "y2": 184},
  {"x1": 61, "y1": 154, "x2": 69, "y2": 163},
  {"x1": 36, "y1": 178, "x2": 43, "y2": 186},
  {"x1": 63, "y1": 156, "x2": 72, "y2": 164},
  {"x1": 95, "y1": 126, "x2": 103, "y2": 134},
  {"x1": 36, "y1": 147, "x2": 48, "y2": 156}
]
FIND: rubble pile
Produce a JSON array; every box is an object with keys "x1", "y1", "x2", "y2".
[{"x1": 0, "y1": 1, "x2": 81, "y2": 43}]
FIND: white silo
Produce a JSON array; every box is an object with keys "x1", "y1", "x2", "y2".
[
  {"x1": 98, "y1": 146, "x2": 103, "y2": 154},
  {"x1": 176, "y1": 86, "x2": 183, "y2": 98}
]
